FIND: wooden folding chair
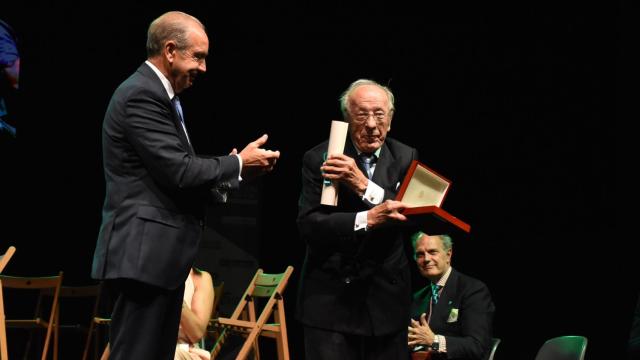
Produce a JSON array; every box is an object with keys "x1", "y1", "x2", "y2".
[
  {"x1": 0, "y1": 246, "x2": 17, "y2": 360},
  {"x1": 211, "y1": 266, "x2": 293, "y2": 360},
  {"x1": 40, "y1": 283, "x2": 104, "y2": 360},
  {"x1": 1, "y1": 271, "x2": 63, "y2": 360}
]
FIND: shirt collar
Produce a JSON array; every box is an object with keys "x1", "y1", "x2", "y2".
[
  {"x1": 145, "y1": 60, "x2": 175, "y2": 100},
  {"x1": 435, "y1": 266, "x2": 452, "y2": 288},
  {"x1": 355, "y1": 146, "x2": 382, "y2": 158}
]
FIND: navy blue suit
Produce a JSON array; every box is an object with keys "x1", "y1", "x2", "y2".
[
  {"x1": 297, "y1": 136, "x2": 418, "y2": 359},
  {"x1": 91, "y1": 62, "x2": 239, "y2": 359}
]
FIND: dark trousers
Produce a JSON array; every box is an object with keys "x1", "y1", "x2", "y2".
[
  {"x1": 304, "y1": 325, "x2": 409, "y2": 360},
  {"x1": 107, "y1": 279, "x2": 184, "y2": 360}
]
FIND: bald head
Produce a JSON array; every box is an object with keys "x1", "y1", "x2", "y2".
[{"x1": 146, "y1": 11, "x2": 205, "y2": 58}]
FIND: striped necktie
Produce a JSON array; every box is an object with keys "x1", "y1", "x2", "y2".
[
  {"x1": 359, "y1": 153, "x2": 376, "y2": 179},
  {"x1": 431, "y1": 283, "x2": 442, "y2": 305}
]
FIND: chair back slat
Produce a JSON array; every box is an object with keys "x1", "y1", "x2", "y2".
[
  {"x1": 252, "y1": 285, "x2": 277, "y2": 298},
  {"x1": 255, "y1": 272, "x2": 284, "y2": 287},
  {"x1": 0, "y1": 276, "x2": 61, "y2": 289}
]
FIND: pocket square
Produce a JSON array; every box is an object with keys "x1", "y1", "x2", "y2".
[
  {"x1": 447, "y1": 308, "x2": 459, "y2": 323},
  {"x1": 396, "y1": 181, "x2": 401, "y2": 190}
]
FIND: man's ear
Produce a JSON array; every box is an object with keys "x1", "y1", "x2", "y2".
[{"x1": 165, "y1": 41, "x2": 178, "y2": 63}]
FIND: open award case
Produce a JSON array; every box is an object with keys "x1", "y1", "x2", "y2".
[{"x1": 395, "y1": 160, "x2": 471, "y2": 233}]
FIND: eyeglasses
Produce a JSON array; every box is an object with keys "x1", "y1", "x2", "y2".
[{"x1": 351, "y1": 110, "x2": 388, "y2": 124}]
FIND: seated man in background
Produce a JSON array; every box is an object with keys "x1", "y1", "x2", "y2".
[
  {"x1": 102, "y1": 267, "x2": 214, "y2": 360},
  {"x1": 408, "y1": 232, "x2": 495, "y2": 360}
]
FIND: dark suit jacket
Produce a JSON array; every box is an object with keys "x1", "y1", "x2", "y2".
[
  {"x1": 297, "y1": 136, "x2": 418, "y2": 336},
  {"x1": 411, "y1": 269, "x2": 495, "y2": 360},
  {"x1": 91, "y1": 62, "x2": 240, "y2": 289}
]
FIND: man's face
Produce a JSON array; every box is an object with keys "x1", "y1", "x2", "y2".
[
  {"x1": 171, "y1": 26, "x2": 208, "y2": 94},
  {"x1": 347, "y1": 85, "x2": 392, "y2": 153},
  {"x1": 414, "y1": 235, "x2": 451, "y2": 282}
]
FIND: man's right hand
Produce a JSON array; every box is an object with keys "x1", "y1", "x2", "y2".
[
  {"x1": 366, "y1": 200, "x2": 408, "y2": 230},
  {"x1": 238, "y1": 134, "x2": 280, "y2": 179}
]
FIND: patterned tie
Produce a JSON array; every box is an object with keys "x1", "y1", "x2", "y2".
[
  {"x1": 431, "y1": 283, "x2": 442, "y2": 305},
  {"x1": 172, "y1": 96, "x2": 190, "y2": 144},
  {"x1": 359, "y1": 153, "x2": 376, "y2": 179}
]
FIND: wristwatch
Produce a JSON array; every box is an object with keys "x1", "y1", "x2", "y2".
[{"x1": 431, "y1": 335, "x2": 440, "y2": 351}]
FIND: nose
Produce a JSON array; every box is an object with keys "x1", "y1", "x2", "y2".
[
  {"x1": 365, "y1": 115, "x2": 377, "y2": 127},
  {"x1": 199, "y1": 60, "x2": 207, "y2": 72}
]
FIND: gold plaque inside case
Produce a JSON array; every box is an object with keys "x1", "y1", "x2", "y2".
[{"x1": 399, "y1": 163, "x2": 450, "y2": 207}]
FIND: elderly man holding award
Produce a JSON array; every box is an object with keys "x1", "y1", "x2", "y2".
[{"x1": 296, "y1": 79, "x2": 419, "y2": 360}]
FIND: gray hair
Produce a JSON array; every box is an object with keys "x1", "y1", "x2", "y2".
[
  {"x1": 411, "y1": 231, "x2": 453, "y2": 252},
  {"x1": 339, "y1": 79, "x2": 395, "y2": 120},
  {"x1": 146, "y1": 11, "x2": 205, "y2": 57}
]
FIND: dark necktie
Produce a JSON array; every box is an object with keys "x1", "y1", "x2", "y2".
[
  {"x1": 172, "y1": 96, "x2": 191, "y2": 144},
  {"x1": 431, "y1": 283, "x2": 442, "y2": 305},
  {"x1": 359, "y1": 153, "x2": 376, "y2": 179}
]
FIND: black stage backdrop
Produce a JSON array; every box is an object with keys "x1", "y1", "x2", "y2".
[{"x1": 1, "y1": 1, "x2": 630, "y2": 359}]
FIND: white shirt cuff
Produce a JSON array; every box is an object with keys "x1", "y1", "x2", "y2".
[
  {"x1": 438, "y1": 335, "x2": 447, "y2": 353},
  {"x1": 362, "y1": 181, "x2": 384, "y2": 205},
  {"x1": 354, "y1": 211, "x2": 368, "y2": 231},
  {"x1": 234, "y1": 154, "x2": 243, "y2": 181}
]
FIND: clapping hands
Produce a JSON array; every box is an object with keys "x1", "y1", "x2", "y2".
[{"x1": 236, "y1": 134, "x2": 280, "y2": 180}]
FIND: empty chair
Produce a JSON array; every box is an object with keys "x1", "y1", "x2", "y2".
[
  {"x1": 211, "y1": 266, "x2": 294, "y2": 360},
  {"x1": 1, "y1": 246, "x2": 17, "y2": 360},
  {"x1": 411, "y1": 337, "x2": 501, "y2": 360},
  {"x1": 40, "y1": 283, "x2": 104, "y2": 360},
  {"x1": 534, "y1": 335, "x2": 588, "y2": 360},
  {"x1": 1, "y1": 271, "x2": 64, "y2": 360}
]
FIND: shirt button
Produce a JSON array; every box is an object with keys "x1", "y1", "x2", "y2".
[{"x1": 344, "y1": 277, "x2": 351, "y2": 284}]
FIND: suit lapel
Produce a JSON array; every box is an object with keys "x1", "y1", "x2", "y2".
[
  {"x1": 139, "y1": 63, "x2": 195, "y2": 155},
  {"x1": 433, "y1": 269, "x2": 458, "y2": 323},
  {"x1": 370, "y1": 142, "x2": 392, "y2": 186}
]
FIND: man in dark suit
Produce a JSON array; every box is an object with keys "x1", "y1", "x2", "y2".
[
  {"x1": 91, "y1": 11, "x2": 279, "y2": 360},
  {"x1": 297, "y1": 79, "x2": 418, "y2": 359},
  {"x1": 408, "y1": 232, "x2": 495, "y2": 360}
]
